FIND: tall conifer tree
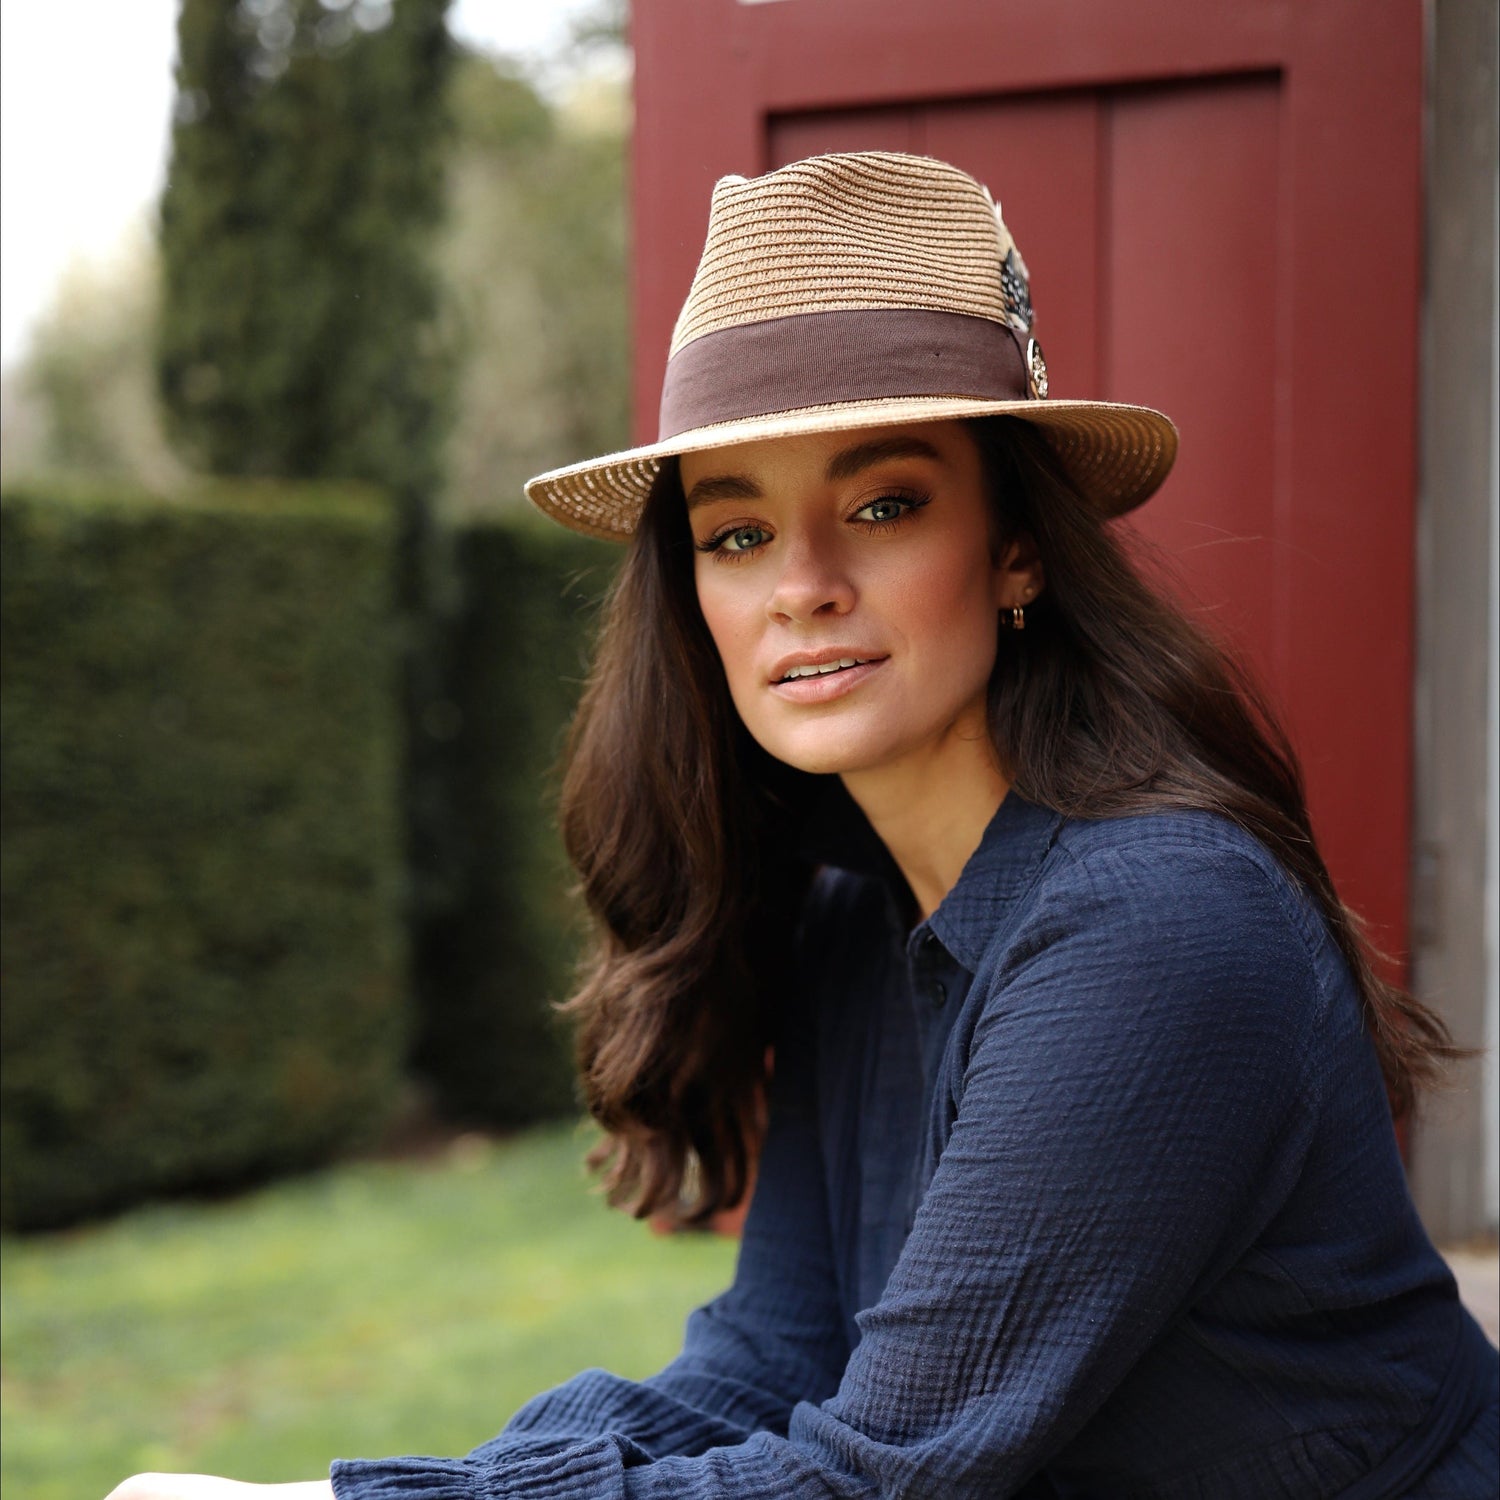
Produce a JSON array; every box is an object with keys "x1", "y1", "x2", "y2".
[{"x1": 158, "y1": 0, "x2": 452, "y2": 502}]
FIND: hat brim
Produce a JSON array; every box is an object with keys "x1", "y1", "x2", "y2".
[{"x1": 524, "y1": 395, "x2": 1178, "y2": 542}]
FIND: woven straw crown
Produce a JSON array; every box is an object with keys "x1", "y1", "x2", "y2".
[
  {"x1": 525, "y1": 151, "x2": 1177, "y2": 539},
  {"x1": 668, "y1": 153, "x2": 1028, "y2": 355}
]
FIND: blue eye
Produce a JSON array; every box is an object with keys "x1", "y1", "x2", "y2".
[
  {"x1": 720, "y1": 525, "x2": 770, "y2": 553},
  {"x1": 696, "y1": 523, "x2": 771, "y2": 557},
  {"x1": 853, "y1": 493, "x2": 927, "y2": 526}
]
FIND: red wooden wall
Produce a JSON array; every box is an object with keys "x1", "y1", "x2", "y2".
[{"x1": 630, "y1": 0, "x2": 1425, "y2": 967}]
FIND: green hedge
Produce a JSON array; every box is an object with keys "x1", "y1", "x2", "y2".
[
  {"x1": 0, "y1": 482, "x2": 407, "y2": 1230},
  {"x1": 412, "y1": 519, "x2": 618, "y2": 1125}
]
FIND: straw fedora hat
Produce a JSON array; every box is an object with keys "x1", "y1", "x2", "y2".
[{"x1": 525, "y1": 151, "x2": 1177, "y2": 540}]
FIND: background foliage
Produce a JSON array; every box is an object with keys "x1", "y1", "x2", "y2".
[
  {"x1": 0, "y1": 483, "x2": 407, "y2": 1230},
  {"x1": 157, "y1": 0, "x2": 453, "y2": 504},
  {"x1": 0, "y1": 1, "x2": 634, "y2": 1223},
  {"x1": 406, "y1": 44, "x2": 629, "y2": 1124},
  {"x1": 5, "y1": 230, "x2": 188, "y2": 493},
  {"x1": 3, "y1": 14, "x2": 631, "y2": 531},
  {"x1": 412, "y1": 520, "x2": 617, "y2": 1124},
  {"x1": 435, "y1": 48, "x2": 629, "y2": 520}
]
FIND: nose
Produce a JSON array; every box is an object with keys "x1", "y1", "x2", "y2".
[{"x1": 766, "y1": 530, "x2": 855, "y2": 624}]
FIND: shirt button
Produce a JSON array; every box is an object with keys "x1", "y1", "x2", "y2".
[{"x1": 929, "y1": 978, "x2": 948, "y2": 1009}]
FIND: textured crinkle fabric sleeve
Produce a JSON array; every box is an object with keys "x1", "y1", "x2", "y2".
[{"x1": 334, "y1": 839, "x2": 1321, "y2": 1499}]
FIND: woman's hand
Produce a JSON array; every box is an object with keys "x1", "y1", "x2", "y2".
[{"x1": 104, "y1": 1478, "x2": 333, "y2": 1500}]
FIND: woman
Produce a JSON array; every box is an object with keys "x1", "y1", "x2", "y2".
[{"x1": 112, "y1": 153, "x2": 1496, "y2": 1499}]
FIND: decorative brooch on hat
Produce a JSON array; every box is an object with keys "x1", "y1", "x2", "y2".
[{"x1": 991, "y1": 197, "x2": 1047, "y2": 399}]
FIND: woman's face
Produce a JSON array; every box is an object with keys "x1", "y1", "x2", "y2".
[{"x1": 684, "y1": 420, "x2": 1036, "y2": 779}]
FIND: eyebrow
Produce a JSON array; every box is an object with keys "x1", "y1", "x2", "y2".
[{"x1": 683, "y1": 436, "x2": 947, "y2": 512}]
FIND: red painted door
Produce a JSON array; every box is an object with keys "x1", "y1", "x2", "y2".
[{"x1": 631, "y1": 0, "x2": 1424, "y2": 969}]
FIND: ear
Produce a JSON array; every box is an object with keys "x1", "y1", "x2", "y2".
[{"x1": 992, "y1": 531, "x2": 1046, "y2": 610}]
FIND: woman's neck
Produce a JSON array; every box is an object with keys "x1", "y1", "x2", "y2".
[{"x1": 840, "y1": 708, "x2": 1010, "y2": 922}]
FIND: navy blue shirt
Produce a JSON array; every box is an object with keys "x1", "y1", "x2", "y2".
[{"x1": 332, "y1": 795, "x2": 1498, "y2": 1498}]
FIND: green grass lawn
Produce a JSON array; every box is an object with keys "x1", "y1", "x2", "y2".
[{"x1": 1, "y1": 1121, "x2": 738, "y2": 1499}]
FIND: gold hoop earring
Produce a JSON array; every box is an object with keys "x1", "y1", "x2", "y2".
[{"x1": 1001, "y1": 605, "x2": 1026, "y2": 631}]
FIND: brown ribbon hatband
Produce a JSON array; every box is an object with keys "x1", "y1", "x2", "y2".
[{"x1": 658, "y1": 307, "x2": 1030, "y2": 440}]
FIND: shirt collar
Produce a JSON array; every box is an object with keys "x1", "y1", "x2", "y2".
[
  {"x1": 797, "y1": 782, "x2": 1065, "y2": 972},
  {"x1": 925, "y1": 791, "x2": 1065, "y2": 970}
]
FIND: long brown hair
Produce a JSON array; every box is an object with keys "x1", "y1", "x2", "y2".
[{"x1": 559, "y1": 415, "x2": 1457, "y2": 1223}]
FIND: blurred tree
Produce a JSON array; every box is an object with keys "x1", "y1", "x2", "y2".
[
  {"x1": 1, "y1": 231, "x2": 187, "y2": 493},
  {"x1": 434, "y1": 44, "x2": 629, "y2": 518},
  {"x1": 566, "y1": 0, "x2": 627, "y2": 54},
  {"x1": 157, "y1": 0, "x2": 454, "y2": 503}
]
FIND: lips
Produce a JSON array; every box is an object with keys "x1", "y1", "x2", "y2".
[
  {"x1": 779, "y1": 656, "x2": 877, "y2": 682},
  {"x1": 767, "y1": 651, "x2": 888, "y2": 704},
  {"x1": 768, "y1": 648, "x2": 888, "y2": 685}
]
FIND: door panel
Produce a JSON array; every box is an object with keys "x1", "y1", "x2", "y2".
[
  {"x1": 769, "y1": 106, "x2": 918, "y2": 162},
  {"x1": 1104, "y1": 77, "x2": 1281, "y2": 680}
]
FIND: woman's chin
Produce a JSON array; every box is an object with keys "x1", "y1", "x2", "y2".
[{"x1": 756, "y1": 729, "x2": 904, "y2": 780}]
